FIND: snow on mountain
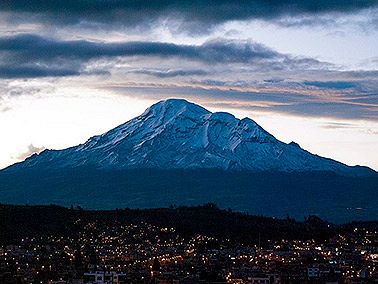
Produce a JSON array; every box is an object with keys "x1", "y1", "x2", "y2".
[{"x1": 9, "y1": 99, "x2": 375, "y2": 176}]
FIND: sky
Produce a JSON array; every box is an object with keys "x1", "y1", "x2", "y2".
[{"x1": 0, "y1": 0, "x2": 378, "y2": 170}]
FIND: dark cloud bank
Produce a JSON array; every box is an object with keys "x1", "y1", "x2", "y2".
[
  {"x1": 1, "y1": 0, "x2": 377, "y2": 29},
  {"x1": 0, "y1": 34, "x2": 278, "y2": 62},
  {"x1": 0, "y1": 34, "x2": 327, "y2": 79}
]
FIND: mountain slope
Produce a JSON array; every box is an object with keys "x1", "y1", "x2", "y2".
[
  {"x1": 5, "y1": 99, "x2": 375, "y2": 176},
  {"x1": 0, "y1": 168, "x2": 377, "y2": 223}
]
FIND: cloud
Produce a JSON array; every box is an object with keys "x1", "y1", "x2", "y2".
[
  {"x1": 1, "y1": 106, "x2": 11, "y2": 112},
  {"x1": 107, "y1": 81, "x2": 378, "y2": 121},
  {"x1": 0, "y1": 34, "x2": 376, "y2": 123},
  {"x1": 321, "y1": 122, "x2": 356, "y2": 129},
  {"x1": 0, "y1": 34, "x2": 280, "y2": 62},
  {"x1": 16, "y1": 144, "x2": 45, "y2": 161},
  {"x1": 0, "y1": 80, "x2": 56, "y2": 101},
  {"x1": 0, "y1": 34, "x2": 329, "y2": 79},
  {"x1": 0, "y1": 65, "x2": 80, "y2": 79},
  {"x1": 1, "y1": 0, "x2": 377, "y2": 31},
  {"x1": 130, "y1": 69, "x2": 208, "y2": 78},
  {"x1": 274, "y1": 101, "x2": 377, "y2": 120},
  {"x1": 303, "y1": 81, "x2": 357, "y2": 89}
]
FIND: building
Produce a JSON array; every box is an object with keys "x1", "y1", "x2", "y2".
[{"x1": 83, "y1": 271, "x2": 127, "y2": 284}]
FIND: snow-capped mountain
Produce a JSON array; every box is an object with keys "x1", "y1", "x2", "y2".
[
  {"x1": 8, "y1": 99, "x2": 374, "y2": 176},
  {"x1": 1, "y1": 99, "x2": 377, "y2": 222}
]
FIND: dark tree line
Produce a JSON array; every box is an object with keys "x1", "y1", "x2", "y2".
[{"x1": 0, "y1": 203, "x2": 377, "y2": 245}]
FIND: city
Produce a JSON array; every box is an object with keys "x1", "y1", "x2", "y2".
[{"x1": 1, "y1": 205, "x2": 377, "y2": 284}]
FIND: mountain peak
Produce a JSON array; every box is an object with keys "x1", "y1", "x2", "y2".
[
  {"x1": 142, "y1": 98, "x2": 210, "y2": 119},
  {"x1": 151, "y1": 98, "x2": 203, "y2": 108}
]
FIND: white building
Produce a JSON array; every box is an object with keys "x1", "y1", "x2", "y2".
[
  {"x1": 247, "y1": 273, "x2": 281, "y2": 284},
  {"x1": 83, "y1": 271, "x2": 126, "y2": 284}
]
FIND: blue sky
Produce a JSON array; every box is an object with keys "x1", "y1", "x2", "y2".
[{"x1": 0, "y1": 0, "x2": 377, "y2": 170}]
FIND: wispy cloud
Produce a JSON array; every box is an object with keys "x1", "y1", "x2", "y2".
[
  {"x1": 321, "y1": 122, "x2": 356, "y2": 129},
  {"x1": 129, "y1": 69, "x2": 209, "y2": 78},
  {"x1": 106, "y1": 81, "x2": 378, "y2": 121},
  {"x1": 303, "y1": 81, "x2": 357, "y2": 90},
  {"x1": 16, "y1": 144, "x2": 45, "y2": 161},
  {"x1": 0, "y1": 106, "x2": 11, "y2": 112},
  {"x1": 0, "y1": 65, "x2": 80, "y2": 79}
]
